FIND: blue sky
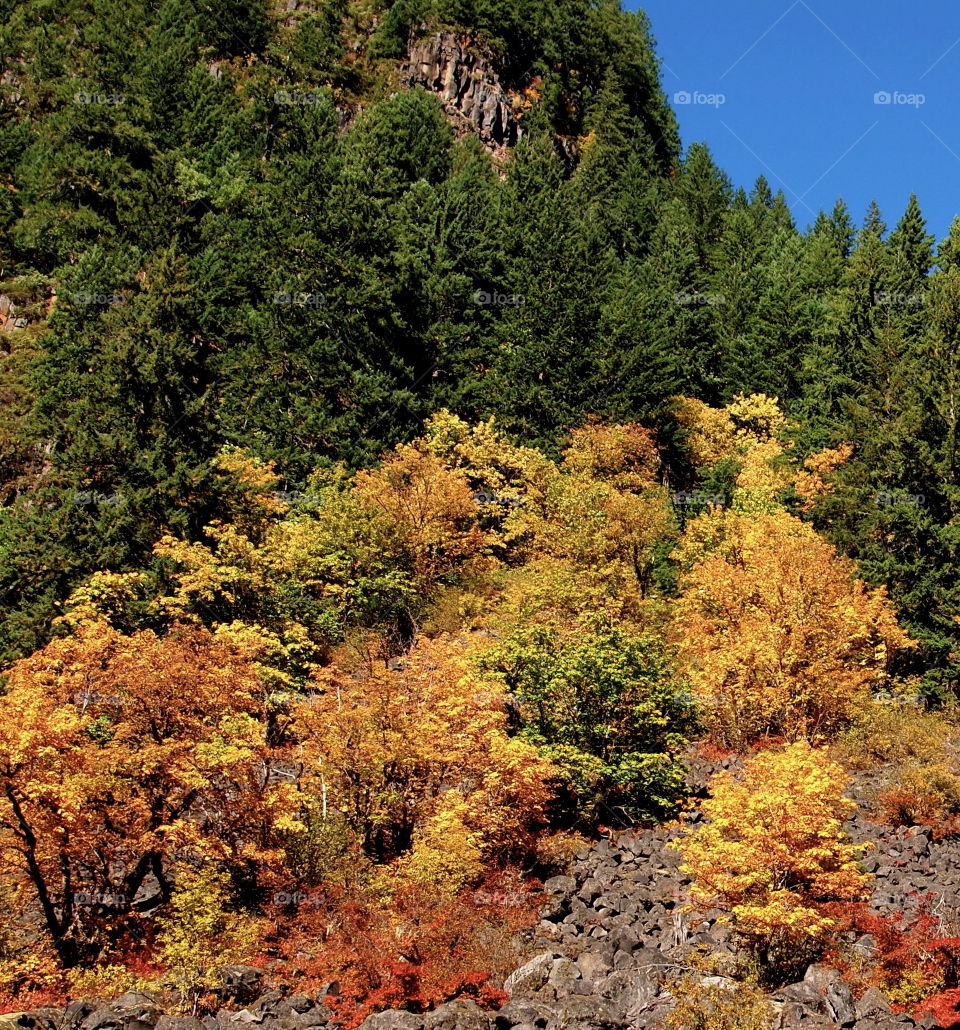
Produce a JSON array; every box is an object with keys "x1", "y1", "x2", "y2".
[{"x1": 634, "y1": 0, "x2": 960, "y2": 240}]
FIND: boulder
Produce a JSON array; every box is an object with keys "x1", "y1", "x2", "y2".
[
  {"x1": 773, "y1": 982, "x2": 828, "y2": 1016},
  {"x1": 217, "y1": 966, "x2": 263, "y2": 1004},
  {"x1": 154, "y1": 1019, "x2": 204, "y2": 1030},
  {"x1": 357, "y1": 1013, "x2": 424, "y2": 1030},
  {"x1": 803, "y1": 965, "x2": 841, "y2": 994},
  {"x1": 81, "y1": 1007, "x2": 124, "y2": 1030},
  {"x1": 421, "y1": 1000, "x2": 490, "y2": 1030},
  {"x1": 542, "y1": 995, "x2": 620, "y2": 1029},
  {"x1": 503, "y1": 954, "x2": 558, "y2": 995},
  {"x1": 491, "y1": 1000, "x2": 552, "y2": 1029},
  {"x1": 854, "y1": 986, "x2": 893, "y2": 1021},
  {"x1": 573, "y1": 950, "x2": 613, "y2": 987},
  {"x1": 826, "y1": 980, "x2": 857, "y2": 1026}
]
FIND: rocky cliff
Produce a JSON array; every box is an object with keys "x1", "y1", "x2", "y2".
[{"x1": 399, "y1": 32, "x2": 522, "y2": 151}]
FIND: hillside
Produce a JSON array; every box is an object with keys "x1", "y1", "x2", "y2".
[{"x1": 3, "y1": 0, "x2": 960, "y2": 1027}]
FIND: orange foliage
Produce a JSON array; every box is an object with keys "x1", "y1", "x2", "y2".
[
  {"x1": 826, "y1": 897, "x2": 960, "y2": 1015},
  {"x1": 675, "y1": 743, "x2": 871, "y2": 966},
  {"x1": 354, "y1": 443, "x2": 493, "y2": 585},
  {"x1": 0, "y1": 624, "x2": 292, "y2": 967},
  {"x1": 261, "y1": 879, "x2": 535, "y2": 1027},
  {"x1": 291, "y1": 636, "x2": 557, "y2": 867},
  {"x1": 510, "y1": 422, "x2": 674, "y2": 602},
  {"x1": 793, "y1": 444, "x2": 855, "y2": 512},
  {"x1": 673, "y1": 509, "x2": 912, "y2": 747},
  {"x1": 561, "y1": 419, "x2": 660, "y2": 490}
]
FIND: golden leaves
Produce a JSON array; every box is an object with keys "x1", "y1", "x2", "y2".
[
  {"x1": 674, "y1": 742, "x2": 872, "y2": 956},
  {"x1": 673, "y1": 509, "x2": 914, "y2": 747}
]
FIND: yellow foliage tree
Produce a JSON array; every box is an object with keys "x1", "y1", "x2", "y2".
[
  {"x1": 392, "y1": 794, "x2": 484, "y2": 896},
  {"x1": 674, "y1": 742, "x2": 872, "y2": 966},
  {"x1": 420, "y1": 410, "x2": 554, "y2": 506},
  {"x1": 504, "y1": 421, "x2": 675, "y2": 604},
  {"x1": 674, "y1": 394, "x2": 853, "y2": 515},
  {"x1": 291, "y1": 636, "x2": 557, "y2": 880},
  {"x1": 353, "y1": 443, "x2": 493, "y2": 586},
  {"x1": 156, "y1": 864, "x2": 261, "y2": 1011},
  {"x1": 673, "y1": 509, "x2": 913, "y2": 747},
  {"x1": 561, "y1": 419, "x2": 661, "y2": 491},
  {"x1": 0, "y1": 624, "x2": 293, "y2": 967},
  {"x1": 793, "y1": 444, "x2": 855, "y2": 512},
  {"x1": 673, "y1": 397, "x2": 738, "y2": 467}
]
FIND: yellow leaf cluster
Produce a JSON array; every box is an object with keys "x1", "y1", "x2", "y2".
[
  {"x1": 292, "y1": 636, "x2": 557, "y2": 878},
  {"x1": 793, "y1": 444, "x2": 855, "y2": 511},
  {"x1": 673, "y1": 509, "x2": 914, "y2": 747},
  {"x1": 674, "y1": 742, "x2": 872, "y2": 960}
]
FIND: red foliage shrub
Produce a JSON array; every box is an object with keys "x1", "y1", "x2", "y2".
[
  {"x1": 914, "y1": 988, "x2": 960, "y2": 1027},
  {"x1": 824, "y1": 895, "x2": 960, "y2": 1020},
  {"x1": 259, "y1": 875, "x2": 541, "y2": 1028},
  {"x1": 932, "y1": 815, "x2": 960, "y2": 842},
  {"x1": 0, "y1": 986, "x2": 67, "y2": 1014}
]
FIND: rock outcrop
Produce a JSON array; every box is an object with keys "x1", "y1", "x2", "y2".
[
  {"x1": 400, "y1": 32, "x2": 521, "y2": 150},
  {"x1": 0, "y1": 294, "x2": 30, "y2": 332}
]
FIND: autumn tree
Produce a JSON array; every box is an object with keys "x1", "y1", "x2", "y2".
[
  {"x1": 0, "y1": 624, "x2": 293, "y2": 967},
  {"x1": 673, "y1": 393, "x2": 795, "y2": 513},
  {"x1": 480, "y1": 624, "x2": 697, "y2": 823},
  {"x1": 420, "y1": 410, "x2": 554, "y2": 513},
  {"x1": 674, "y1": 742, "x2": 872, "y2": 968},
  {"x1": 673, "y1": 509, "x2": 912, "y2": 747},
  {"x1": 155, "y1": 864, "x2": 261, "y2": 1011},
  {"x1": 353, "y1": 441, "x2": 493, "y2": 587},
  {"x1": 500, "y1": 420, "x2": 676, "y2": 605},
  {"x1": 289, "y1": 636, "x2": 557, "y2": 879}
]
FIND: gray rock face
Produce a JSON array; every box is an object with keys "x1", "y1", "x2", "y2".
[
  {"x1": 400, "y1": 33, "x2": 521, "y2": 149},
  {"x1": 855, "y1": 986, "x2": 893, "y2": 1021},
  {"x1": 502, "y1": 953, "x2": 559, "y2": 995},
  {"x1": 216, "y1": 966, "x2": 264, "y2": 1005},
  {"x1": 421, "y1": 1001, "x2": 490, "y2": 1030}
]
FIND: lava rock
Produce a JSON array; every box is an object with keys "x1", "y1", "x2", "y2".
[
  {"x1": 217, "y1": 966, "x2": 264, "y2": 1005},
  {"x1": 422, "y1": 1000, "x2": 490, "y2": 1030},
  {"x1": 357, "y1": 1013, "x2": 424, "y2": 1030},
  {"x1": 503, "y1": 954, "x2": 558, "y2": 995}
]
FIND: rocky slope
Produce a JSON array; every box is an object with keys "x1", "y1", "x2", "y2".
[{"x1": 6, "y1": 764, "x2": 958, "y2": 1030}]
